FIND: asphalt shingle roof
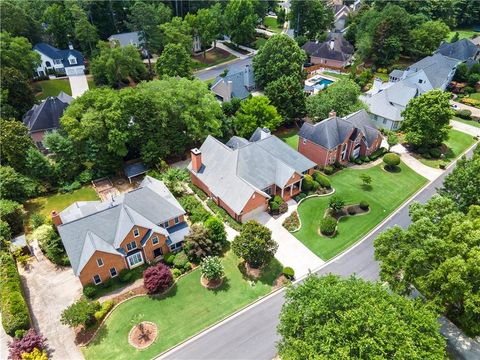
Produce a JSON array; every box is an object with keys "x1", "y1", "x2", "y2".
[
  {"x1": 302, "y1": 33, "x2": 354, "y2": 62},
  {"x1": 34, "y1": 43, "x2": 84, "y2": 68},
  {"x1": 211, "y1": 66, "x2": 255, "y2": 100},
  {"x1": 436, "y1": 39, "x2": 479, "y2": 61},
  {"x1": 107, "y1": 31, "x2": 143, "y2": 47},
  {"x1": 22, "y1": 93, "x2": 72, "y2": 133}
]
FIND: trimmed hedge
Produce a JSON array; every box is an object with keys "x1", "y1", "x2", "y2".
[
  {"x1": 206, "y1": 199, "x2": 243, "y2": 231},
  {"x1": 94, "y1": 300, "x2": 114, "y2": 322},
  {"x1": 320, "y1": 217, "x2": 337, "y2": 236},
  {"x1": 312, "y1": 171, "x2": 331, "y2": 189},
  {"x1": 456, "y1": 109, "x2": 471, "y2": 120},
  {"x1": 270, "y1": 195, "x2": 288, "y2": 215},
  {"x1": 0, "y1": 252, "x2": 30, "y2": 336},
  {"x1": 282, "y1": 267, "x2": 295, "y2": 279}
]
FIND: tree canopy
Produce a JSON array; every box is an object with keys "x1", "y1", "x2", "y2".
[
  {"x1": 0, "y1": 32, "x2": 40, "y2": 77},
  {"x1": 234, "y1": 96, "x2": 282, "y2": 138},
  {"x1": 224, "y1": 0, "x2": 257, "y2": 46},
  {"x1": 265, "y1": 75, "x2": 306, "y2": 121},
  {"x1": 401, "y1": 90, "x2": 453, "y2": 148},
  {"x1": 0, "y1": 68, "x2": 36, "y2": 120},
  {"x1": 253, "y1": 34, "x2": 306, "y2": 89},
  {"x1": 278, "y1": 274, "x2": 446, "y2": 359},
  {"x1": 374, "y1": 195, "x2": 480, "y2": 336},
  {"x1": 289, "y1": 0, "x2": 334, "y2": 40},
  {"x1": 306, "y1": 78, "x2": 366, "y2": 121},
  {"x1": 155, "y1": 43, "x2": 192, "y2": 79},
  {"x1": 0, "y1": 119, "x2": 34, "y2": 171},
  {"x1": 409, "y1": 20, "x2": 450, "y2": 59}
]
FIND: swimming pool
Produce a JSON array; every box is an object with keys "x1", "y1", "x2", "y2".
[{"x1": 313, "y1": 77, "x2": 334, "y2": 90}]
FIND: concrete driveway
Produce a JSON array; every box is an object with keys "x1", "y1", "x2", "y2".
[
  {"x1": 451, "y1": 100, "x2": 480, "y2": 118},
  {"x1": 68, "y1": 74, "x2": 89, "y2": 98},
  {"x1": 19, "y1": 242, "x2": 83, "y2": 360},
  {"x1": 252, "y1": 202, "x2": 324, "y2": 277}
]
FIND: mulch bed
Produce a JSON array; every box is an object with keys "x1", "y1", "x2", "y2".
[
  {"x1": 329, "y1": 205, "x2": 368, "y2": 220},
  {"x1": 244, "y1": 263, "x2": 262, "y2": 279},
  {"x1": 273, "y1": 275, "x2": 290, "y2": 290},
  {"x1": 128, "y1": 321, "x2": 158, "y2": 349},
  {"x1": 200, "y1": 275, "x2": 224, "y2": 289}
]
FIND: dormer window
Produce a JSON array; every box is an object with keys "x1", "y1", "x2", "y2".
[
  {"x1": 133, "y1": 228, "x2": 140, "y2": 237},
  {"x1": 68, "y1": 56, "x2": 77, "y2": 65}
]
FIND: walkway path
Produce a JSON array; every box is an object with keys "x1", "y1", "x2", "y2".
[
  {"x1": 390, "y1": 144, "x2": 443, "y2": 181},
  {"x1": 216, "y1": 41, "x2": 251, "y2": 60},
  {"x1": 451, "y1": 119, "x2": 480, "y2": 136},
  {"x1": 252, "y1": 201, "x2": 324, "y2": 278},
  {"x1": 450, "y1": 100, "x2": 480, "y2": 118}
]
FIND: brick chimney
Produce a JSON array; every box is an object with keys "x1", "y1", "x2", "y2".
[
  {"x1": 329, "y1": 110, "x2": 337, "y2": 117},
  {"x1": 191, "y1": 148, "x2": 202, "y2": 172},
  {"x1": 51, "y1": 210, "x2": 62, "y2": 227}
]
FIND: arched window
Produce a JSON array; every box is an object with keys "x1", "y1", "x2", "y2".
[{"x1": 45, "y1": 61, "x2": 51, "y2": 67}]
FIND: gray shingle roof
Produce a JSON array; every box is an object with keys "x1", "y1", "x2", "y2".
[
  {"x1": 226, "y1": 136, "x2": 249, "y2": 149},
  {"x1": 58, "y1": 176, "x2": 186, "y2": 275},
  {"x1": 436, "y1": 39, "x2": 479, "y2": 61},
  {"x1": 34, "y1": 43, "x2": 84, "y2": 68},
  {"x1": 302, "y1": 33, "x2": 354, "y2": 62},
  {"x1": 404, "y1": 53, "x2": 460, "y2": 89},
  {"x1": 211, "y1": 65, "x2": 255, "y2": 100},
  {"x1": 299, "y1": 110, "x2": 380, "y2": 149},
  {"x1": 189, "y1": 131, "x2": 315, "y2": 214},
  {"x1": 22, "y1": 94, "x2": 71, "y2": 133},
  {"x1": 107, "y1": 31, "x2": 143, "y2": 47}
]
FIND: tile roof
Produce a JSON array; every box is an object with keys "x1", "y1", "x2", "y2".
[
  {"x1": 22, "y1": 93, "x2": 71, "y2": 133},
  {"x1": 189, "y1": 130, "x2": 315, "y2": 214},
  {"x1": 58, "y1": 176, "x2": 186, "y2": 275},
  {"x1": 299, "y1": 110, "x2": 380, "y2": 150},
  {"x1": 436, "y1": 39, "x2": 479, "y2": 61},
  {"x1": 34, "y1": 43, "x2": 84, "y2": 68}
]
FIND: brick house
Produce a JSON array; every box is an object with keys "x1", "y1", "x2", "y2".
[
  {"x1": 189, "y1": 128, "x2": 316, "y2": 222},
  {"x1": 55, "y1": 176, "x2": 189, "y2": 286},
  {"x1": 302, "y1": 33, "x2": 354, "y2": 68},
  {"x1": 298, "y1": 110, "x2": 382, "y2": 167},
  {"x1": 23, "y1": 92, "x2": 73, "y2": 149}
]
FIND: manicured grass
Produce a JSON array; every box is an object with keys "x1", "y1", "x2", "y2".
[
  {"x1": 294, "y1": 163, "x2": 427, "y2": 260},
  {"x1": 250, "y1": 36, "x2": 267, "y2": 49},
  {"x1": 192, "y1": 48, "x2": 237, "y2": 71},
  {"x1": 469, "y1": 92, "x2": 480, "y2": 101},
  {"x1": 323, "y1": 71, "x2": 350, "y2": 79},
  {"x1": 263, "y1": 16, "x2": 283, "y2": 33},
  {"x1": 34, "y1": 78, "x2": 96, "y2": 100},
  {"x1": 417, "y1": 129, "x2": 477, "y2": 168},
  {"x1": 25, "y1": 187, "x2": 99, "y2": 221},
  {"x1": 277, "y1": 129, "x2": 299, "y2": 150},
  {"x1": 374, "y1": 72, "x2": 389, "y2": 82},
  {"x1": 452, "y1": 116, "x2": 480, "y2": 129},
  {"x1": 447, "y1": 28, "x2": 479, "y2": 41},
  {"x1": 82, "y1": 251, "x2": 282, "y2": 360}
]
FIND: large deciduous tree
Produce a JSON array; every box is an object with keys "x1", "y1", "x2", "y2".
[
  {"x1": 0, "y1": 1, "x2": 42, "y2": 44},
  {"x1": 232, "y1": 220, "x2": 278, "y2": 268},
  {"x1": 234, "y1": 96, "x2": 282, "y2": 138},
  {"x1": 224, "y1": 0, "x2": 257, "y2": 46},
  {"x1": 289, "y1": 0, "x2": 334, "y2": 40},
  {"x1": 155, "y1": 43, "x2": 192, "y2": 79},
  {"x1": 264, "y1": 75, "x2": 306, "y2": 121},
  {"x1": 0, "y1": 166, "x2": 39, "y2": 203},
  {"x1": 409, "y1": 20, "x2": 450, "y2": 58},
  {"x1": 0, "y1": 32, "x2": 40, "y2": 77},
  {"x1": 374, "y1": 195, "x2": 480, "y2": 336},
  {"x1": 195, "y1": 3, "x2": 224, "y2": 51},
  {"x1": 0, "y1": 68, "x2": 36, "y2": 120},
  {"x1": 440, "y1": 147, "x2": 480, "y2": 212},
  {"x1": 90, "y1": 42, "x2": 147, "y2": 88},
  {"x1": 43, "y1": 131, "x2": 83, "y2": 182},
  {"x1": 401, "y1": 90, "x2": 453, "y2": 148},
  {"x1": 306, "y1": 78, "x2": 366, "y2": 121},
  {"x1": 160, "y1": 17, "x2": 193, "y2": 53},
  {"x1": 42, "y1": 3, "x2": 73, "y2": 49},
  {"x1": 278, "y1": 274, "x2": 446, "y2": 359},
  {"x1": 184, "y1": 223, "x2": 222, "y2": 263},
  {"x1": 0, "y1": 119, "x2": 34, "y2": 171},
  {"x1": 253, "y1": 34, "x2": 306, "y2": 88},
  {"x1": 69, "y1": 4, "x2": 98, "y2": 55}
]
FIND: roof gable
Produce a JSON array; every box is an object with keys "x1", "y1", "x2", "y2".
[
  {"x1": 22, "y1": 96, "x2": 69, "y2": 132},
  {"x1": 436, "y1": 39, "x2": 479, "y2": 61}
]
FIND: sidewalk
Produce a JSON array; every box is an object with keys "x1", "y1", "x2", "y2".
[
  {"x1": 216, "y1": 42, "x2": 251, "y2": 60},
  {"x1": 451, "y1": 119, "x2": 480, "y2": 137},
  {"x1": 450, "y1": 100, "x2": 480, "y2": 118},
  {"x1": 390, "y1": 144, "x2": 443, "y2": 181}
]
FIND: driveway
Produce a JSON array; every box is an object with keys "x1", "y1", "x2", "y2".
[
  {"x1": 252, "y1": 202, "x2": 324, "y2": 277},
  {"x1": 19, "y1": 242, "x2": 83, "y2": 360},
  {"x1": 451, "y1": 119, "x2": 480, "y2": 137},
  {"x1": 450, "y1": 100, "x2": 480, "y2": 118},
  {"x1": 68, "y1": 74, "x2": 89, "y2": 98},
  {"x1": 390, "y1": 144, "x2": 443, "y2": 181}
]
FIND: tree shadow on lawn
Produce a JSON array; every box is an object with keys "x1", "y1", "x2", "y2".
[
  {"x1": 384, "y1": 165, "x2": 402, "y2": 173},
  {"x1": 149, "y1": 283, "x2": 178, "y2": 301},
  {"x1": 237, "y1": 258, "x2": 283, "y2": 287},
  {"x1": 87, "y1": 324, "x2": 109, "y2": 346},
  {"x1": 210, "y1": 277, "x2": 231, "y2": 294},
  {"x1": 360, "y1": 184, "x2": 373, "y2": 192}
]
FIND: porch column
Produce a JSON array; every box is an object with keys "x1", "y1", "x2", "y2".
[
  {"x1": 290, "y1": 185, "x2": 293, "y2": 196},
  {"x1": 281, "y1": 187, "x2": 284, "y2": 198},
  {"x1": 299, "y1": 178, "x2": 303, "y2": 191}
]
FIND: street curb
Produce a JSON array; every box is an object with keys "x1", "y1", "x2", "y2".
[{"x1": 154, "y1": 140, "x2": 479, "y2": 359}]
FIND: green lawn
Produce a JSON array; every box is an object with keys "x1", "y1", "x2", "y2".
[
  {"x1": 34, "y1": 78, "x2": 96, "y2": 100},
  {"x1": 447, "y1": 28, "x2": 479, "y2": 41},
  {"x1": 25, "y1": 187, "x2": 98, "y2": 222},
  {"x1": 83, "y1": 251, "x2": 282, "y2": 360},
  {"x1": 294, "y1": 163, "x2": 427, "y2": 260},
  {"x1": 418, "y1": 129, "x2": 477, "y2": 168},
  {"x1": 323, "y1": 71, "x2": 350, "y2": 80},
  {"x1": 264, "y1": 16, "x2": 283, "y2": 33},
  {"x1": 374, "y1": 72, "x2": 389, "y2": 81},
  {"x1": 192, "y1": 48, "x2": 237, "y2": 71},
  {"x1": 469, "y1": 93, "x2": 480, "y2": 101},
  {"x1": 277, "y1": 129, "x2": 299, "y2": 150},
  {"x1": 452, "y1": 116, "x2": 480, "y2": 129}
]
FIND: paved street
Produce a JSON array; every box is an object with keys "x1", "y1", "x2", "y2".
[{"x1": 161, "y1": 143, "x2": 478, "y2": 360}]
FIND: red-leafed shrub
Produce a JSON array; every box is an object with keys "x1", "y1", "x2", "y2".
[
  {"x1": 8, "y1": 329, "x2": 46, "y2": 360},
  {"x1": 143, "y1": 263, "x2": 173, "y2": 294}
]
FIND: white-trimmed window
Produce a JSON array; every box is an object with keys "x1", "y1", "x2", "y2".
[
  {"x1": 96, "y1": 258, "x2": 104, "y2": 267},
  {"x1": 152, "y1": 236, "x2": 159, "y2": 245},
  {"x1": 93, "y1": 274, "x2": 102, "y2": 285},
  {"x1": 133, "y1": 228, "x2": 140, "y2": 237},
  {"x1": 109, "y1": 267, "x2": 117, "y2": 277},
  {"x1": 126, "y1": 241, "x2": 137, "y2": 251},
  {"x1": 162, "y1": 221, "x2": 169, "y2": 228},
  {"x1": 341, "y1": 143, "x2": 348, "y2": 160},
  {"x1": 53, "y1": 59, "x2": 62, "y2": 65},
  {"x1": 127, "y1": 252, "x2": 144, "y2": 268},
  {"x1": 68, "y1": 57, "x2": 77, "y2": 65},
  {"x1": 174, "y1": 217, "x2": 179, "y2": 224}
]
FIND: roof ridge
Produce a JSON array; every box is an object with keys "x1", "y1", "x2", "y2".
[{"x1": 59, "y1": 202, "x2": 120, "y2": 226}]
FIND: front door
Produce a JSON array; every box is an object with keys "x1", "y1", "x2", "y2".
[{"x1": 153, "y1": 247, "x2": 163, "y2": 259}]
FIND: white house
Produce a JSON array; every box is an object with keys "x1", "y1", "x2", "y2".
[{"x1": 34, "y1": 43, "x2": 85, "y2": 77}]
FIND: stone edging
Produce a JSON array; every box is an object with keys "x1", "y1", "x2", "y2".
[
  {"x1": 289, "y1": 188, "x2": 336, "y2": 233},
  {"x1": 79, "y1": 270, "x2": 192, "y2": 347},
  {"x1": 128, "y1": 321, "x2": 158, "y2": 350}
]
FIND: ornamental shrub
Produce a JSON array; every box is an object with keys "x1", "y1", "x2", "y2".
[
  {"x1": 282, "y1": 267, "x2": 295, "y2": 279},
  {"x1": 359, "y1": 201, "x2": 370, "y2": 210},
  {"x1": 320, "y1": 217, "x2": 337, "y2": 236},
  {"x1": 60, "y1": 298, "x2": 100, "y2": 328},
  {"x1": 323, "y1": 165, "x2": 334, "y2": 175},
  {"x1": 83, "y1": 284, "x2": 97, "y2": 299},
  {"x1": 456, "y1": 109, "x2": 471, "y2": 119},
  {"x1": 163, "y1": 253, "x2": 175, "y2": 265},
  {"x1": 119, "y1": 269, "x2": 132, "y2": 283},
  {"x1": 29, "y1": 214, "x2": 45, "y2": 230},
  {"x1": 302, "y1": 174, "x2": 315, "y2": 191},
  {"x1": 8, "y1": 329, "x2": 46, "y2": 360},
  {"x1": 200, "y1": 256, "x2": 224, "y2": 281},
  {"x1": 33, "y1": 224, "x2": 69, "y2": 266},
  {"x1": 204, "y1": 216, "x2": 227, "y2": 245},
  {"x1": 172, "y1": 268, "x2": 182, "y2": 278},
  {"x1": 20, "y1": 348, "x2": 48, "y2": 360},
  {"x1": 429, "y1": 148, "x2": 441, "y2": 158},
  {"x1": 328, "y1": 196, "x2": 345, "y2": 214},
  {"x1": 178, "y1": 195, "x2": 210, "y2": 223},
  {"x1": 184, "y1": 224, "x2": 222, "y2": 263},
  {"x1": 143, "y1": 263, "x2": 173, "y2": 294},
  {"x1": 0, "y1": 199, "x2": 24, "y2": 235},
  {"x1": 313, "y1": 172, "x2": 331, "y2": 188},
  {"x1": 383, "y1": 153, "x2": 401, "y2": 170},
  {"x1": 173, "y1": 251, "x2": 189, "y2": 269},
  {"x1": 94, "y1": 300, "x2": 114, "y2": 322},
  {"x1": 282, "y1": 211, "x2": 300, "y2": 232}
]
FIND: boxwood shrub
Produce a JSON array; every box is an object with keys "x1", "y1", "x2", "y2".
[
  {"x1": 179, "y1": 195, "x2": 210, "y2": 223},
  {"x1": 83, "y1": 284, "x2": 97, "y2": 299},
  {"x1": 320, "y1": 217, "x2": 337, "y2": 236},
  {"x1": 282, "y1": 267, "x2": 295, "y2": 279},
  {"x1": 359, "y1": 200, "x2": 370, "y2": 210},
  {"x1": 0, "y1": 252, "x2": 30, "y2": 336},
  {"x1": 312, "y1": 171, "x2": 331, "y2": 189}
]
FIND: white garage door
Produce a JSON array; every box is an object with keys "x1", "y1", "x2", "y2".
[
  {"x1": 66, "y1": 67, "x2": 84, "y2": 76},
  {"x1": 241, "y1": 203, "x2": 268, "y2": 223}
]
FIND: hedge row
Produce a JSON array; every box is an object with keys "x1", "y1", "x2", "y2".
[
  {"x1": 178, "y1": 195, "x2": 210, "y2": 223},
  {"x1": 206, "y1": 199, "x2": 243, "y2": 231},
  {"x1": 189, "y1": 184, "x2": 208, "y2": 201},
  {"x1": 0, "y1": 252, "x2": 30, "y2": 336}
]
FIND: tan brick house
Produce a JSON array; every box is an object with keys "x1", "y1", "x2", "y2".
[
  {"x1": 189, "y1": 128, "x2": 316, "y2": 223},
  {"x1": 302, "y1": 33, "x2": 354, "y2": 69},
  {"x1": 55, "y1": 176, "x2": 189, "y2": 286},
  {"x1": 298, "y1": 110, "x2": 383, "y2": 167}
]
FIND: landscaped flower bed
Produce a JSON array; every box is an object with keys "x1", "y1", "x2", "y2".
[{"x1": 282, "y1": 211, "x2": 300, "y2": 231}]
